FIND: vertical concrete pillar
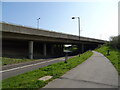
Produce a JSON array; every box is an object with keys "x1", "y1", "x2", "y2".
[
  {"x1": 29, "y1": 41, "x2": 33, "y2": 59},
  {"x1": 81, "y1": 44, "x2": 84, "y2": 53},
  {"x1": 51, "y1": 45, "x2": 54, "y2": 55},
  {"x1": 98, "y1": 44, "x2": 101, "y2": 48},
  {"x1": 44, "y1": 43, "x2": 46, "y2": 56},
  {"x1": 61, "y1": 44, "x2": 64, "y2": 53},
  {"x1": 60, "y1": 44, "x2": 62, "y2": 54}
]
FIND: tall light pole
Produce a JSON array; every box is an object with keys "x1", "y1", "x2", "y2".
[
  {"x1": 72, "y1": 17, "x2": 80, "y2": 57},
  {"x1": 37, "y1": 18, "x2": 40, "y2": 29}
]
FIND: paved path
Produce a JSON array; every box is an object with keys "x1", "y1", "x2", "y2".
[
  {"x1": 44, "y1": 51, "x2": 118, "y2": 88},
  {"x1": 1, "y1": 56, "x2": 73, "y2": 79}
]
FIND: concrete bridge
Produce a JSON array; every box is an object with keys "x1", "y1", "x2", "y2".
[{"x1": 1, "y1": 22, "x2": 106, "y2": 59}]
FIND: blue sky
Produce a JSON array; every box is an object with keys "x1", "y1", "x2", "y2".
[{"x1": 2, "y1": 1, "x2": 119, "y2": 40}]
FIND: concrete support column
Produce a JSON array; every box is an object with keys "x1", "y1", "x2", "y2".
[
  {"x1": 60, "y1": 44, "x2": 62, "y2": 54},
  {"x1": 51, "y1": 45, "x2": 54, "y2": 55},
  {"x1": 44, "y1": 43, "x2": 46, "y2": 56},
  {"x1": 61, "y1": 44, "x2": 64, "y2": 53},
  {"x1": 29, "y1": 41, "x2": 33, "y2": 59},
  {"x1": 56, "y1": 44, "x2": 59, "y2": 51},
  {"x1": 81, "y1": 44, "x2": 84, "y2": 53},
  {"x1": 77, "y1": 44, "x2": 80, "y2": 52},
  {"x1": 59, "y1": 44, "x2": 62, "y2": 53},
  {"x1": 98, "y1": 44, "x2": 101, "y2": 48}
]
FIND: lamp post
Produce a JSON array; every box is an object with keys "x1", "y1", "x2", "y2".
[
  {"x1": 37, "y1": 18, "x2": 40, "y2": 29},
  {"x1": 72, "y1": 17, "x2": 80, "y2": 57}
]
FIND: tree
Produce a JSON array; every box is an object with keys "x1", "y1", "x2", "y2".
[{"x1": 109, "y1": 35, "x2": 120, "y2": 50}]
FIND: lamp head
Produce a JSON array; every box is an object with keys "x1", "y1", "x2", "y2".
[
  {"x1": 72, "y1": 17, "x2": 75, "y2": 19},
  {"x1": 37, "y1": 18, "x2": 40, "y2": 20}
]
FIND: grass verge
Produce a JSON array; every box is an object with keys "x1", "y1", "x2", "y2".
[
  {"x1": 95, "y1": 45, "x2": 120, "y2": 74},
  {"x1": 1, "y1": 57, "x2": 38, "y2": 66},
  {"x1": 2, "y1": 51, "x2": 93, "y2": 89}
]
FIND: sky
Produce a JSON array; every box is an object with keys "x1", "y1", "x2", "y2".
[{"x1": 2, "y1": 0, "x2": 119, "y2": 40}]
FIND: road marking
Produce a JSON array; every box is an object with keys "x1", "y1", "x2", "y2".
[{"x1": 0, "y1": 58, "x2": 65, "y2": 73}]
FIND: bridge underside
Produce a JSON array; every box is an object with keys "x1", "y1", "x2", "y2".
[{"x1": 2, "y1": 38, "x2": 101, "y2": 59}]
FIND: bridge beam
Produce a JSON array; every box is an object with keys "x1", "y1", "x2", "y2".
[{"x1": 28, "y1": 41, "x2": 33, "y2": 59}]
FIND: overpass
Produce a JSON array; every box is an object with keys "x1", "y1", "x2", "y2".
[{"x1": 1, "y1": 22, "x2": 106, "y2": 59}]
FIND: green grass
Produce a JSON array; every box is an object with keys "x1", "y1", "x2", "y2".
[
  {"x1": 1, "y1": 57, "x2": 38, "y2": 66},
  {"x1": 69, "y1": 47, "x2": 78, "y2": 52},
  {"x1": 95, "y1": 45, "x2": 120, "y2": 74},
  {"x1": 2, "y1": 51, "x2": 93, "y2": 89}
]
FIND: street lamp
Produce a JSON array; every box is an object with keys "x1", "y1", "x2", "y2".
[
  {"x1": 72, "y1": 16, "x2": 80, "y2": 57},
  {"x1": 37, "y1": 18, "x2": 40, "y2": 29}
]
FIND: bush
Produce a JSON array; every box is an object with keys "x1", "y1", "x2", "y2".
[{"x1": 109, "y1": 35, "x2": 120, "y2": 50}]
